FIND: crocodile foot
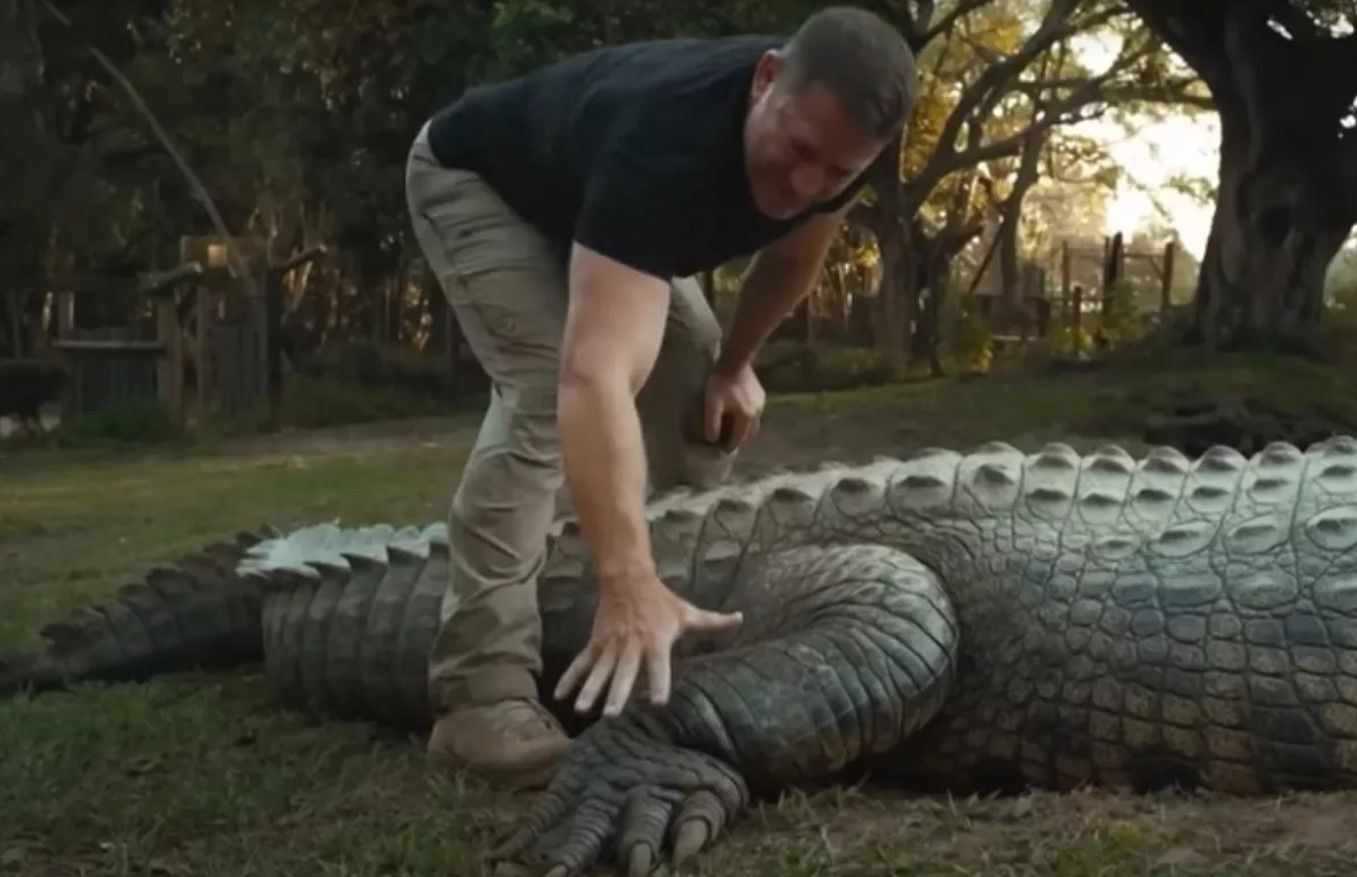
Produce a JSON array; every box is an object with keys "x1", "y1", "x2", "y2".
[{"x1": 490, "y1": 717, "x2": 748, "y2": 877}]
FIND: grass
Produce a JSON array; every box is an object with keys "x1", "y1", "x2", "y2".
[{"x1": 4, "y1": 345, "x2": 1357, "y2": 875}]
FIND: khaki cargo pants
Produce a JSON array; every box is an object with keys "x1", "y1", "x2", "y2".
[{"x1": 405, "y1": 120, "x2": 735, "y2": 714}]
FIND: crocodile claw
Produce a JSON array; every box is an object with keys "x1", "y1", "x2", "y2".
[{"x1": 490, "y1": 719, "x2": 748, "y2": 876}]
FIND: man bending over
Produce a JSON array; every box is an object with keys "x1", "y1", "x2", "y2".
[{"x1": 404, "y1": 5, "x2": 918, "y2": 790}]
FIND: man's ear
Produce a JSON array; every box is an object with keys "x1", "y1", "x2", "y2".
[{"x1": 750, "y1": 49, "x2": 784, "y2": 99}]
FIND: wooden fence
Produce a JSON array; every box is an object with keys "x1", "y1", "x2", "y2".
[
  {"x1": 53, "y1": 328, "x2": 164, "y2": 419},
  {"x1": 976, "y1": 232, "x2": 1181, "y2": 342},
  {"x1": 49, "y1": 236, "x2": 324, "y2": 428}
]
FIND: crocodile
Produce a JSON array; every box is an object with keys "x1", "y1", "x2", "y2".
[{"x1": 5, "y1": 435, "x2": 1357, "y2": 877}]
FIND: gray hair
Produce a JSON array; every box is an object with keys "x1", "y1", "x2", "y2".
[{"x1": 781, "y1": 6, "x2": 919, "y2": 138}]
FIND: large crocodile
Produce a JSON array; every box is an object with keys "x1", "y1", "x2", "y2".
[{"x1": 5, "y1": 436, "x2": 1357, "y2": 877}]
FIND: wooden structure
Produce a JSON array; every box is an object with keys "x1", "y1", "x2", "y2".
[
  {"x1": 51, "y1": 264, "x2": 201, "y2": 421},
  {"x1": 51, "y1": 236, "x2": 325, "y2": 428},
  {"x1": 967, "y1": 232, "x2": 1181, "y2": 344}
]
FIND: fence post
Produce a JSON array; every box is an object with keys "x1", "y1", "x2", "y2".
[
  {"x1": 155, "y1": 291, "x2": 183, "y2": 424},
  {"x1": 264, "y1": 266, "x2": 283, "y2": 431},
  {"x1": 197, "y1": 282, "x2": 215, "y2": 413},
  {"x1": 1160, "y1": 240, "x2": 1176, "y2": 322},
  {"x1": 1060, "y1": 240, "x2": 1071, "y2": 323},
  {"x1": 1102, "y1": 231, "x2": 1123, "y2": 314}
]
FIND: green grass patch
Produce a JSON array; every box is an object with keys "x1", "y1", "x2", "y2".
[
  {"x1": 770, "y1": 345, "x2": 1357, "y2": 453},
  {"x1": 0, "y1": 436, "x2": 468, "y2": 650},
  {"x1": 272, "y1": 374, "x2": 470, "y2": 429}
]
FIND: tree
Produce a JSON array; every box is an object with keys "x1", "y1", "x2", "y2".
[
  {"x1": 0, "y1": 0, "x2": 51, "y2": 356},
  {"x1": 1126, "y1": 0, "x2": 1357, "y2": 349},
  {"x1": 850, "y1": 0, "x2": 1203, "y2": 372}
]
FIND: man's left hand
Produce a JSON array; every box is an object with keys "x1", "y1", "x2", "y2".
[{"x1": 703, "y1": 361, "x2": 765, "y2": 451}]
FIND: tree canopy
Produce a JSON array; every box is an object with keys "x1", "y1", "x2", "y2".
[{"x1": 1, "y1": 0, "x2": 1234, "y2": 370}]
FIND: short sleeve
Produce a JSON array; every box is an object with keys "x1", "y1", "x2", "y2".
[{"x1": 573, "y1": 129, "x2": 702, "y2": 279}]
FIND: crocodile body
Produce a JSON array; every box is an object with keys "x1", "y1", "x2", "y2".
[{"x1": 6, "y1": 436, "x2": 1357, "y2": 875}]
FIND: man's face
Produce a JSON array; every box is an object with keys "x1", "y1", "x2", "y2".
[{"x1": 743, "y1": 50, "x2": 891, "y2": 219}]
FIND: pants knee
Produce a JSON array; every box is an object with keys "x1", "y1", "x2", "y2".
[{"x1": 450, "y1": 404, "x2": 562, "y2": 577}]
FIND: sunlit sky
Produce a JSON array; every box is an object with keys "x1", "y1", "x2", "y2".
[
  {"x1": 1074, "y1": 111, "x2": 1221, "y2": 260},
  {"x1": 1063, "y1": 32, "x2": 1222, "y2": 260}
]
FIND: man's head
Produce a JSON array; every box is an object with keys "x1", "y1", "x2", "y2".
[{"x1": 744, "y1": 6, "x2": 918, "y2": 218}]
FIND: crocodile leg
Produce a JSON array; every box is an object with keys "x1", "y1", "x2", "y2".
[{"x1": 493, "y1": 542, "x2": 959, "y2": 877}]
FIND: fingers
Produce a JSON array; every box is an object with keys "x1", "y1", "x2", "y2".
[
  {"x1": 726, "y1": 409, "x2": 758, "y2": 451},
  {"x1": 574, "y1": 640, "x2": 620, "y2": 713},
  {"x1": 553, "y1": 644, "x2": 595, "y2": 701},
  {"x1": 644, "y1": 637, "x2": 672, "y2": 706},
  {"x1": 603, "y1": 638, "x2": 644, "y2": 717},
  {"x1": 685, "y1": 606, "x2": 744, "y2": 633},
  {"x1": 704, "y1": 389, "x2": 724, "y2": 445}
]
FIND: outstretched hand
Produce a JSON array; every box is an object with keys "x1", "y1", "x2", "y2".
[{"x1": 554, "y1": 569, "x2": 743, "y2": 717}]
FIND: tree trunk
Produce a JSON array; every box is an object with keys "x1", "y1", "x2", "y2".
[
  {"x1": 909, "y1": 223, "x2": 976, "y2": 377},
  {"x1": 852, "y1": 141, "x2": 915, "y2": 355},
  {"x1": 0, "y1": 0, "x2": 51, "y2": 232},
  {"x1": 998, "y1": 128, "x2": 1046, "y2": 308},
  {"x1": 872, "y1": 223, "x2": 914, "y2": 354},
  {"x1": 1128, "y1": 0, "x2": 1357, "y2": 349},
  {"x1": 1194, "y1": 101, "x2": 1355, "y2": 348},
  {"x1": 908, "y1": 224, "x2": 939, "y2": 372},
  {"x1": 0, "y1": 0, "x2": 53, "y2": 360}
]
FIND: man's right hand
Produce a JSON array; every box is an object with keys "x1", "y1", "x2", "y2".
[
  {"x1": 555, "y1": 242, "x2": 743, "y2": 718},
  {"x1": 553, "y1": 566, "x2": 743, "y2": 717}
]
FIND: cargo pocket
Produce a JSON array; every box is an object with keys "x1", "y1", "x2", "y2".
[
  {"x1": 415, "y1": 174, "x2": 567, "y2": 383},
  {"x1": 419, "y1": 175, "x2": 555, "y2": 279}
]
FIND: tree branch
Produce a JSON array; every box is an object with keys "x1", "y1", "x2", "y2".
[
  {"x1": 920, "y1": 0, "x2": 995, "y2": 46},
  {"x1": 1096, "y1": 84, "x2": 1215, "y2": 110},
  {"x1": 1122, "y1": 0, "x2": 1233, "y2": 97},
  {"x1": 41, "y1": 0, "x2": 259, "y2": 300},
  {"x1": 911, "y1": 0, "x2": 1116, "y2": 201},
  {"x1": 915, "y1": 32, "x2": 1143, "y2": 195},
  {"x1": 912, "y1": 7, "x2": 1142, "y2": 204}
]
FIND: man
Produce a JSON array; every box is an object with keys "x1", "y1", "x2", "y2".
[{"x1": 404, "y1": 5, "x2": 917, "y2": 790}]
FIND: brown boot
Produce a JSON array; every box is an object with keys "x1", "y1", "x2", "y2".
[{"x1": 426, "y1": 697, "x2": 570, "y2": 790}]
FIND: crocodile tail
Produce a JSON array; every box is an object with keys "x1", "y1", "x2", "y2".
[
  {"x1": 0, "y1": 527, "x2": 277, "y2": 699},
  {"x1": 237, "y1": 522, "x2": 451, "y2": 730}
]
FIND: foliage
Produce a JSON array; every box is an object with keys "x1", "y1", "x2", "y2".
[
  {"x1": 936, "y1": 291, "x2": 996, "y2": 373},
  {"x1": 274, "y1": 374, "x2": 460, "y2": 429},
  {"x1": 5, "y1": 0, "x2": 1221, "y2": 370},
  {"x1": 845, "y1": 0, "x2": 1211, "y2": 366},
  {"x1": 754, "y1": 338, "x2": 903, "y2": 393},
  {"x1": 1095, "y1": 278, "x2": 1146, "y2": 344},
  {"x1": 298, "y1": 342, "x2": 465, "y2": 398},
  {"x1": 46, "y1": 398, "x2": 179, "y2": 447}
]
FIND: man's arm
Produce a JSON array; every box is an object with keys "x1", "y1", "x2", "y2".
[
  {"x1": 716, "y1": 203, "x2": 851, "y2": 374},
  {"x1": 698, "y1": 204, "x2": 851, "y2": 448},
  {"x1": 553, "y1": 243, "x2": 743, "y2": 717},
  {"x1": 556, "y1": 243, "x2": 670, "y2": 583}
]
